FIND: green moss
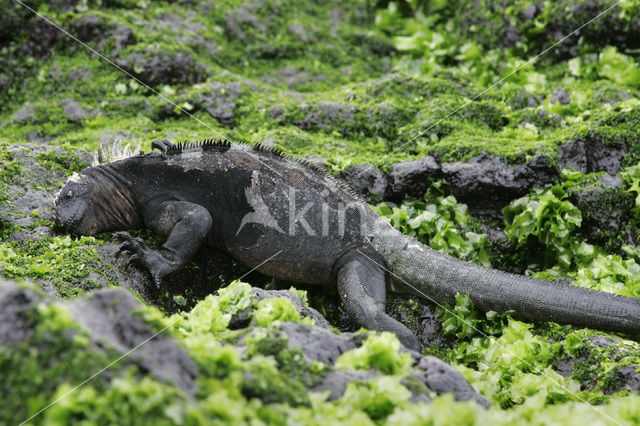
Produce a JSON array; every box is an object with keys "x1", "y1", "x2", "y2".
[
  {"x1": 254, "y1": 297, "x2": 313, "y2": 327},
  {"x1": 0, "y1": 297, "x2": 115, "y2": 425},
  {"x1": 335, "y1": 332, "x2": 413, "y2": 376},
  {"x1": 387, "y1": 295, "x2": 421, "y2": 331},
  {"x1": 462, "y1": 101, "x2": 507, "y2": 130},
  {"x1": 35, "y1": 148, "x2": 87, "y2": 176},
  {"x1": 0, "y1": 235, "x2": 114, "y2": 297},
  {"x1": 340, "y1": 376, "x2": 412, "y2": 421},
  {"x1": 5, "y1": 0, "x2": 640, "y2": 422},
  {"x1": 42, "y1": 372, "x2": 197, "y2": 425},
  {"x1": 566, "y1": 177, "x2": 634, "y2": 253},
  {"x1": 246, "y1": 335, "x2": 327, "y2": 387},
  {"x1": 0, "y1": 145, "x2": 23, "y2": 209},
  {"x1": 241, "y1": 360, "x2": 311, "y2": 407}
]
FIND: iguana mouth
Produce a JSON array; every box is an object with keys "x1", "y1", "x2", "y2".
[{"x1": 53, "y1": 200, "x2": 83, "y2": 234}]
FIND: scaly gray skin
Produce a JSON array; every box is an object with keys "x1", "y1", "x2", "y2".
[{"x1": 54, "y1": 139, "x2": 640, "y2": 351}]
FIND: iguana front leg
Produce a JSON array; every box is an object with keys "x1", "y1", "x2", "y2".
[
  {"x1": 115, "y1": 200, "x2": 212, "y2": 287},
  {"x1": 337, "y1": 253, "x2": 420, "y2": 351}
]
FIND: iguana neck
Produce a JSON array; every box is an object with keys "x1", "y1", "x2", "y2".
[{"x1": 86, "y1": 164, "x2": 141, "y2": 232}]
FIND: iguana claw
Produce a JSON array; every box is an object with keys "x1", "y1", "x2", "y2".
[
  {"x1": 113, "y1": 231, "x2": 165, "y2": 288},
  {"x1": 112, "y1": 232, "x2": 171, "y2": 288}
]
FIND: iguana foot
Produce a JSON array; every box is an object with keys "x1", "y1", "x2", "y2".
[
  {"x1": 336, "y1": 253, "x2": 420, "y2": 352},
  {"x1": 113, "y1": 231, "x2": 178, "y2": 288}
]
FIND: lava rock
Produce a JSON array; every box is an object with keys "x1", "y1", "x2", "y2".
[
  {"x1": 588, "y1": 335, "x2": 620, "y2": 348},
  {"x1": 296, "y1": 101, "x2": 357, "y2": 132},
  {"x1": 198, "y1": 81, "x2": 243, "y2": 126},
  {"x1": 73, "y1": 14, "x2": 136, "y2": 52},
  {"x1": 12, "y1": 103, "x2": 35, "y2": 124},
  {"x1": 62, "y1": 98, "x2": 91, "y2": 122},
  {"x1": 519, "y1": 5, "x2": 537, "y2": 21},
  {"x1": 386, "y1": 156, "x2": 440, "y2": 201},
  {"x1": 611, "y1": 365, "x2": 640, "y2": 393},
  {"x1": 312, "y1": 370, "x2": 380, "y2": 401},
  {"x1": 417, "y1": 303, "x2": 449, "y2": 349},
  {"x1": 277, "y1": 322, "x2": 356, "y2": 365},
  {"x1": 386, "y1": 294, "x2": 450, "y2": 350},
  {"x1": 225, "y1": 2, "x2": 266, "y2": 41},
  {"x1": 252, "y1": 287, "x2": 330, "y2": 329},
  {"x1": 69, "y1": 288, "x2": 199, "y2": 394},
  {"x1": 0, "y1": 282, "x2": 43, "y2": 345},
  {"x1": 268, "y1": 103, "x2": 284, "y2": 119},
  {"x1": 413, "y1": 356, "x2": 490, "y2": 407},
  {"x1": 510, "y1": 89, "x2": 541, "y2": 109},
  {"x1": 0, "y1": 281, "x2": 198, "y2": 394},
  {"x1": 339, "y1": 164, "x2": 387, "y2": 198},
  {"x1": 559, "y1": 137, "x2": 627, "y2": 175},
  {"x1": 73, "y1": 14, "x2": 112, "y2": 43},
  {"x1": 550, "y1": 88, "x2": 571, "y2": 105},
  {"x1": 116, "y1": 50, "x2": 208, "y2": 86},
  {"x1": 22, "y1": 18, "x2": 64, "y2": 58},
  {"x1": 239, "y1": 320, "x2": 487, "y2": 405},
  {"x1": 441, "y1": 153, "x2": 557, "y2": 219},
  {"x1": 262, "y1": 67, "x2": 313, "y2": 89},
  {"x1": 49, "y1": 0, "x2": 80, "y2": 11},
  {"x1": 566, "y1": 174, "x2": 633, "y2": 251},
  {"x1": 553, "y1": 359, "x2": 575, "y2": 378}
]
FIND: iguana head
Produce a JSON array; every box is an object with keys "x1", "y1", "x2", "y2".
[
  {"x1": 54, "y1": 167, "x2": 140, "y2": 235},
  {"x1": 54, "y1": 171, "x2": 101, "y2": 235}
]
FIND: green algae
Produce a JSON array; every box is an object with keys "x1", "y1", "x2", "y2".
[
  {"x1": 1, "y1": 292, "x2": 115, "y2": 425},
  {"x1": 335, "y1": 332, "x2": 412, "y2": 376},
  {"x1": 5, "y1": 280, "x2": 640, "y2": 425},
  {"x1": 3, "y1": 0, "x2": 640, "y2": 424},
  {"x1": 0, "y1": 235, "x2": 115, "y2": 297}
]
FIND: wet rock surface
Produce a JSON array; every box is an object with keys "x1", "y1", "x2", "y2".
[
  {"x1": 61, "y1": 98, "x2": 94, "y2": 122},
  {"x1": 251, "y1": 288, "x2": 330, "y2": 329},
  {"x1": 69, "y1": 287, "x2": 199, "y2": 394},
  {"x1": 611, "y1": 364, "x2": 640, "y2": 393},
  {"x1": 116, "y1": 50, "x2": 209, "y2": 86},
  {"x1": 566, "y1": 174, "x2": 634, "y2": 251},
  {"x1": 73, "y1": 14, "x2": 137, "y2": 52},
  {"x1": 0, "y1": 281, "x2": 43, "y2": 345},
  {"x1": 550, "y1": 88, "x2": 571, "y2": 105},
  {"x1": 386, "y1": 295, "x2": 450, "y2": 350},
  {"x1": 295, "y1": 101, "x2": 357, "y2": 133},
  {"x1": 559, "y1": 137, "x2": 627, "y2": 176},
  {"x1": 552, "y1": 334, "x2": 640, "y2": 394},
  {"x1": 339, "y1": 164, "x2": 387, "y2": 198},
  {"x1": 440, "y1": 153, "x2": 557, "y2": 219},
  {"x1": 413, "y1": 356, "x2": 490, "y2": 407},
  {"x1": 386, "y1": 156, "x2": 440, "y2": 201},
  {"x1": 238, "y1": 312, "x2": 488, "y2": 405},
  {"x1": 1, "y1": 279, "x2": 489, "y2": 407},
  {"x1": 197, "y1": 81, "x2": 244, "y2": 126},
  {"x1": 22, "y1": 18, "x2": 65, "y2": 59},
  {"x1": 340, "y1": 151, "x2": 564, "y2": 219},
  {"x1": 0, "y1": 281, "x2": 198, "y2": 394}
]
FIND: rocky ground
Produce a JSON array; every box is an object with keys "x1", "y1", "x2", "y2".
[{"x1": 3, "y1": 0, "x2": 640, "y2": 424}]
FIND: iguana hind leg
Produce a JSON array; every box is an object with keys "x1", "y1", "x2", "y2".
[
  {"x1": 116, "y1": 200, "x2": 212, "y2": 287},
  {"x1": 337, "y1": 254, "x2": 420, "y2": 351}
]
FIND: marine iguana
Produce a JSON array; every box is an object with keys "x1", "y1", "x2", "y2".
[{"x1": 54, "y1": 139, "x2": 640, "y2": 351}]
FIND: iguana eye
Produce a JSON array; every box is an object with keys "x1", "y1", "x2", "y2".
[{"x1": 66, "y1": 191, "x2": 73, "y2": 199}]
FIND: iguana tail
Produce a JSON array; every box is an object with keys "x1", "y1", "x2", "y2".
[{"x1": 381, "y1": 234, "x2": 640, "y2": 334}]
